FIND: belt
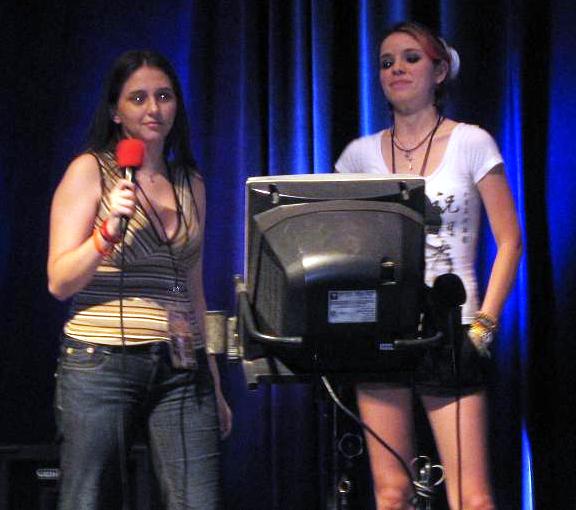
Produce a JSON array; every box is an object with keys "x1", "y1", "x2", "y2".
[
  {"x1": 61, "y1": 336, "x2": 207, "y2": 364},
  {"x1": 62, "y1": 336, "x2": 170, "y2": 354}
]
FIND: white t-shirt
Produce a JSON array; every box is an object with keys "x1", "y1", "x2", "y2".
[{"x1": 335, "y1": 123, "x2": 503, "y2": 322}]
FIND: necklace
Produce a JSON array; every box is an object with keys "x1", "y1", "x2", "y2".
[
  {"x1": 136, "y1": 168, "x2": 184, "y2": 246},
  {"x1": 391, "y1": 116, "x2": 444, "y2": 172},
  {"x1": 391, "y1": 115, "x2": 444, "y2": 176},
  {"x1": 136, "y1": 168, "x2": 190, "y2": 293}
]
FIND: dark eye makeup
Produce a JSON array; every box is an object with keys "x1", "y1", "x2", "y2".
[
  {"x1": 379, "y1": 50, "x2": 423, "y2": 70},
  {"x1": 380, "y1": 58, "x2": 393, "y2": 69}
]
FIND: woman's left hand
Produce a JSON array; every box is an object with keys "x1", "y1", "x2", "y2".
[
  {"x1": 215, "y1": 390, "x2": 233, "y2": 439},
  {"x1": 467, "y1": 326, "x2": 493, "y2": 358}
]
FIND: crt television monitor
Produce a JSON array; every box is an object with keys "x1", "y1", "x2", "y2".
[{"x1": 244, "y1": 173, "x2": 428, "y2": 374}]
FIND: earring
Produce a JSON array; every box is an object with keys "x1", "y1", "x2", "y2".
[{"x1": 110, "y1": 108, "x2": 121, "y2": 124}]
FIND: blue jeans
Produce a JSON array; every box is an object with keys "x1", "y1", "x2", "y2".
[{"x1": 55, "y1": 336, "x2": 221, "y2": 510}]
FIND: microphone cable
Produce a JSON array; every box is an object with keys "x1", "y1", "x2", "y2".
[
  {"x1": 114, "y1": 138, "x2": 145, "y2": 510},
  {"x1": 320, "y1": 376, "x2": 437, "y2": 506},
  {"x1": 444, "y1": 300, "x2": 464, "y2": 510},
  {"x1": 118, "y1": 223, "x2": 131, "y2": 510},
  {"x1": 450, "y1": 322, "x2": 463, "y2": 510},
  {"x1": 435, "y1": 303, "x2": 464, "y2": 510},
  {"x1": 431, "y1": 273, "x2": 467, "y2": 510}
]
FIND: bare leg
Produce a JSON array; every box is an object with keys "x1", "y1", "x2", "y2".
[
  {"x1": 421, "y1": 391, "x2": 495, "y2": 510},
  {"x1": 356, "y1": 384, "x2": 415, "y2": 510}
]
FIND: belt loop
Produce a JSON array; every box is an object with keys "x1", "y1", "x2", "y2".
[{"x1": 150, "y1": 342, "x2": 162, "y2": 362}]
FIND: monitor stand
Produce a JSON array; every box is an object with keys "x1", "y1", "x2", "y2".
[{"x1": 234, "y1": 277, "x2": 450, "y2": 509}]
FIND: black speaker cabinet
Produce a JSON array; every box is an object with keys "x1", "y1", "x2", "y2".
[{"x1": 0, "y1": 444, "x2": 160, "y2": 510}]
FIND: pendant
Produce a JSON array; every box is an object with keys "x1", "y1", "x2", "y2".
[{"x1": 404, "y1": 151, "x2": 413, "y2": 172}]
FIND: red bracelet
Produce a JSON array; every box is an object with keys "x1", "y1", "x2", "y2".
[
  {"x1": 92, "y1": 228, "x2": 113, "y2": 256},
  {"x1": 100, "y1": 218, "x2": 122, "y2": 244}
]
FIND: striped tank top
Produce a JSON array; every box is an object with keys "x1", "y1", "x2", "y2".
[{"x1": 64, "y1": 151, "x2": 205, "y2": 348}]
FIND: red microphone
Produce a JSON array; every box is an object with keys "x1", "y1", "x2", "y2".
[
  {"x1": 115, "y1": 139, "x2": 145, "y2": 232},
  {"x1": 116, "y1": 138, "x2": 145, "y2": 183}
]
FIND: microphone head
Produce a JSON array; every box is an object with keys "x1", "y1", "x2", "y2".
[
  {"x1": 116, "y1": 139, "x2": 145, "y2": 167},
  {"x1": 432, "y1": 273, "x2": 466, "y2": 307}
]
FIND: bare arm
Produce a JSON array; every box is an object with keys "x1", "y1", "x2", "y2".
[
  {"x1": 186, "y1": 175, "x2": 232, "y2": 438},
  {"x1": 47, "y1": 153, "x2": 136, "y2": 300},
  {"x1": 476, "y1": 164, "x2": 523, "y2": 321}
]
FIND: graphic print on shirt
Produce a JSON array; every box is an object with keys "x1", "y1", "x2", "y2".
[{"x1": 426, "y1": 190, "x2": 470, "y2": 275}]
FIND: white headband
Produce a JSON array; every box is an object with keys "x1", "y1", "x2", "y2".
[{"x1": 439, "y1": 38, "x2": 460, "y2": 80}]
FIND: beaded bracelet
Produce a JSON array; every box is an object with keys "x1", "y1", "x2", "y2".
[
  {"x1": 474, "y1": 311, "x2": 498, "y2": 331},
  {"x1": 99, "y1": 218, "x2": 122, "y2": 244},
  {"x1": 92, "y1": 228, "x2": 113, "y2": 256}
]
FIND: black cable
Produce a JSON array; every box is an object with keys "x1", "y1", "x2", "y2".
[
  {"x1": 118, "y1": 228, "x2": 131, "y2": 510},
  {"x1": 320, "y1": 376, "x2": 436, "y2": 505},
  {"x1": 179, "y1": 371, "x2": 194, "y2": 505},
  {"x1": 448, "y1": 317, "x2": 463, "y2": 510},
  {"x1": 113, "y1": 164, "x2": 203, "y2": 508},
  {"x1": 137, "y1": 164, "x2": 197, "y2": 505},
  {"x1": 455, "y1": 393, "x2": 462, "y2": 510}
]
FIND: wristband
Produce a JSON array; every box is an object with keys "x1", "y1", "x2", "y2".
[
  {"x1": 92, "y1": 228, "x2": 113, "y2": 256},
  {"x1": 100, "y1": 218, "x2": 122, "y2": 244}
]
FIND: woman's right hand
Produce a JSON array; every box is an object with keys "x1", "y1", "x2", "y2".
[{"x1": 105, "y1": 179, "x2": 137, "y2": 239}]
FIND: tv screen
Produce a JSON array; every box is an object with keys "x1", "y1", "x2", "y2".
[{"x1": 243, "y1": 174, "x2": 428, "y2": 374}]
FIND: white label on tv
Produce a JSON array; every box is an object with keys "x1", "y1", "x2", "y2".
[{"x1": 327, "y1": 290, "x2": 377, "y2": 324}]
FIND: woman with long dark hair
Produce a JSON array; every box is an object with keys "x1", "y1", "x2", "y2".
[
  {"x1": 48, "y1": 50, "x2": 231, "y2": 509},
  {"x1": 336, "y1": 22, "x2": 522, "y2": 510}
]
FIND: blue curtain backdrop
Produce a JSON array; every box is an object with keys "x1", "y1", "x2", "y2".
[{"x1": 1, "y1": 0, "x2": 573, "y2": 508}]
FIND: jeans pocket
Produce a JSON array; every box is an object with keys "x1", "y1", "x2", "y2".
[{"x1": 60, "y1": 343, "x2": 109, "y2": 371}]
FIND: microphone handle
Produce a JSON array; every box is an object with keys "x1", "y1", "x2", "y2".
[
  {"x1": 445, "y1": 305, "x2": 462, "y2": 349},
  {"x1": 120, "y1": 166, "x2": 135, "y2": 233},
  {"x1": 125, "y1": 166, "x2": 135, "y2": 183},
  {"x1": 444, "y1": 305, "x2": 463, "y2": 379}
]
